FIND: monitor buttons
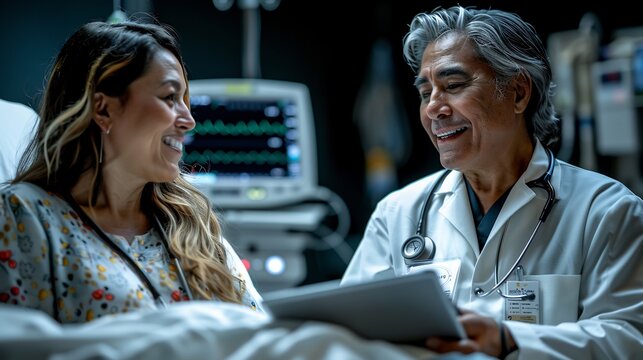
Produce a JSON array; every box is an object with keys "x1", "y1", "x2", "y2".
[{"x1": 246, "y1": 187, "x2": 267, "y2": 201}]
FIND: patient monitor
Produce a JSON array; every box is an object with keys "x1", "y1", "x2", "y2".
[
  {"x1": 184, "y1": 78, "x2": 318, "y2": 209},
  {"x1": 184, "y1": 79, "x2": 338, "y2": 291}
]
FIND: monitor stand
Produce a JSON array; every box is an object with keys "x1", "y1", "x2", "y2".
[{"x1": 220, "y1": 203, "x2": 329, "y2": 292}]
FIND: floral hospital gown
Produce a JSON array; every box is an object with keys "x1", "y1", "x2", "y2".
[{"x1": 0, "y1": 182, "x2": 264, "y2": 322}]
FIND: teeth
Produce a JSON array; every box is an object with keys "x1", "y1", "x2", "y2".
[
  {"x1": 437, "y1": 127, "x2": 466, "y2": 139},
  {"x1": 163, "y1": 136, "x2": 183, "y2": 151}
]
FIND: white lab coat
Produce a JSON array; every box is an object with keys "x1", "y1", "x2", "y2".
[{"x1": 342, "y1": 141, "x2": 643, "y2": 359}]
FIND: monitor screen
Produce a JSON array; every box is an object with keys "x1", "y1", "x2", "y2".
[{"x1": 183, "y1": 79, "x2": 318, "y2": 209}]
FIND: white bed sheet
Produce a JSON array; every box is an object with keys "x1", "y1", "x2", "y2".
[{"x1": 0, "y1": 302, "x2": 438, "y2": 360}]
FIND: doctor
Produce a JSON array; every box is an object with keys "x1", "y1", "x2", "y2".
[{"x1": 341, "y1": 5, "x2": 643, "y2": 359}]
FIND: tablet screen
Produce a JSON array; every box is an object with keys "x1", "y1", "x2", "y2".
[{"x1": 262, "y1": 270, "x2": 466, "y2": 343}]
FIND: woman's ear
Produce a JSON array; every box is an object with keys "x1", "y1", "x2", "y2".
[
  {"x1": 513, "y1": 73, "x2": 532, "y2": 114},
  {"x1": 93, "y1": 92, "x2": 113, "y2": 133}
]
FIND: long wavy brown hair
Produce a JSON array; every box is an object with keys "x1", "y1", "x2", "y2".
[{"x1": 14, "y1": 20, "x2": 245, "y2": 303}]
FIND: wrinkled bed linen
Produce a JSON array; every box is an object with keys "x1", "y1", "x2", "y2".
[{"x1": 0, "y1": 302, "x2": 438, "y2": 360}]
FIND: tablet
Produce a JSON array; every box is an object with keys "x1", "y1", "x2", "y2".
[{"x1": 262, "y1": 270, "x2": 466, "y2": 343}]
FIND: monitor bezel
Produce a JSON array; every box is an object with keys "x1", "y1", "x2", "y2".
[{"x1": 184, "y1": 78, "x2": 318, "y2": 209}]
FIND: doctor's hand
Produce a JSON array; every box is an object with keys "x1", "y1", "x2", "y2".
[{"x1": 425, "y1": 309, "x2": 515, "y2": 358}]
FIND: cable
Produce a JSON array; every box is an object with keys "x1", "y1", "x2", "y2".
[{"x1": 301, "y1": 186, "x2": 354, "y2": 265}]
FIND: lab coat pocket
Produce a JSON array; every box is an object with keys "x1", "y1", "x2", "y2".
[{"x1": 524, "y1": 274, "x2": 580, "y2": 325}]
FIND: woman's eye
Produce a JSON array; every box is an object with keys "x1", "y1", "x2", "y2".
[{"x1": 164, "y1": 94, "x2": 177, "y2": 103}]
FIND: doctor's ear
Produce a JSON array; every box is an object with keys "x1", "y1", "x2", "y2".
[
  {"x1": 512, "y1": 73, "x2": 532, "y2": 114},
  {"x1": 93, "y1": 92, "x2": 113, "y2": 133}
]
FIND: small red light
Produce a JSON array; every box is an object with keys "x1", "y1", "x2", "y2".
[{"x1": 241, "y1": 258, "x2": 251, "y2": 270}]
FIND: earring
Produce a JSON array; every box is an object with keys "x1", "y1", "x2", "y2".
[
  {"x1": 99, "y1": 132, "x2": 104, "y2": 164},
  {"x1": 99, "y1": 126, "x2": 111, "y2": 164}
]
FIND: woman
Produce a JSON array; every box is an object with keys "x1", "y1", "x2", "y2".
[{"x1": 0, "y1": 20, "x2": 263, "y2": 322}]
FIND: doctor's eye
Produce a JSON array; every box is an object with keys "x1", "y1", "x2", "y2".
[
  {"x1": 446, "y1": 82, "x2": 465, "y2": 90},
  {"x1": 419, "y1": 89, "x2": 432, "y2": 102}
]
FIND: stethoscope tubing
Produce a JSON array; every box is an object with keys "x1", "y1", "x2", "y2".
[
  {"x1": 474, "y1": 219, "x2": 545, "y2": 298},
  {"x1": 407, "y1": 148, "x2": 556, "y2": 300}
]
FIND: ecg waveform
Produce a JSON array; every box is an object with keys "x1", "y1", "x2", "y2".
[
  {"x1": 192, "y1": 119, "x2": 287, "y2": 136},
  {"x1": 183, "y1": 149, "x2": 288, "y2": 165}
]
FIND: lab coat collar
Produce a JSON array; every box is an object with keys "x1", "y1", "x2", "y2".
[
  {"x1": 522, "y1": 140, "x2": 555, "y2": 185},
  {"x1": 489, "y1": 140, "x2": 560, "y2": 243},
  {"x1": 436, "y1": 140, "x2": 559, "y2": 256},
  {"x1": 439, "y1": 171, "x2": 480, "y2": 255}
]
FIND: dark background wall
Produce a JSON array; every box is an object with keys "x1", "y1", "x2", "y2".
[{"x1": 2, "y1": 1, "x2": 642, "y2": 281}]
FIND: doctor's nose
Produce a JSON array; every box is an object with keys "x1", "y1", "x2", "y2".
[{"x1": 425, "y1": 92, "x2": 452, "y2": 120}]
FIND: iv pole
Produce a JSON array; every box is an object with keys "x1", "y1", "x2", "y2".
[{"x1": 212, "y1": 0, "x2": 281, "y2": 79}]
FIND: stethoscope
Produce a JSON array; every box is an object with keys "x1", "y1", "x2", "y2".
[{"x1": 402, "y1": 148, "x2": 556, "y2": 300}]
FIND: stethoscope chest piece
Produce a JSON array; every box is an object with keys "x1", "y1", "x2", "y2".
[{"x1": 402, "y1": 235, "x2": 436, "y2": 265}]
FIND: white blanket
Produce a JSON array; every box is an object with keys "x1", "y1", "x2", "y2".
[{"x1": 0, "y1": 302, "x2": 438, "y2": 360}]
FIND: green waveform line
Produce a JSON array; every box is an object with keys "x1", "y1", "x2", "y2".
[
  {"x1": 192, "y1": 119, "x2": 287, "y2": 136},
  {"x1": 183, "y1": 150, "x2": 288, "y2": 165}
]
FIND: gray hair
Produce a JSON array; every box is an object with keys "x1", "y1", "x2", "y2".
[{"x1": 402, "y1": 5, "x2": 559, "y2": 147}]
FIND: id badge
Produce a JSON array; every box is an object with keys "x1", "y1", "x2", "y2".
[
  {"x1": 408, "y1": 259, "x2": 461, "y2": 299},
  {"x1": 504, "y1": 280, "x2": 540, "y2": 324}
]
